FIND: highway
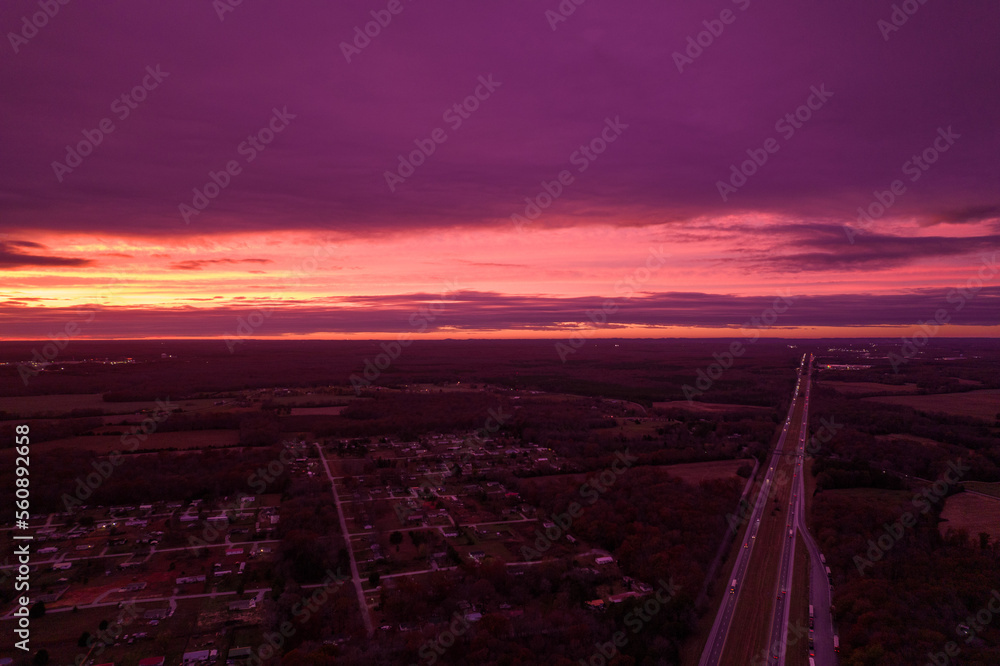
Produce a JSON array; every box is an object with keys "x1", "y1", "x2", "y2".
[
  {"x1": 767, "y1": 354, "x2": 810, "y2": 664},
  {"x1": 699, "y1": 354, "x2": 809, "y2": 666}
]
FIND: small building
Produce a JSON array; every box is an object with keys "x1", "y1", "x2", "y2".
[
  {"x1": 227, "y1": 647, "x2": 253, "y2": 661},
  {"x1": 138, "y1": 658, "x2": 166, "y2": 666},
  {"x1": 182, "y1": 649, "x2": 218, "y2": 665}
]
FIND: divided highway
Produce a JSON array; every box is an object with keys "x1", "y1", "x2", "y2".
[{"x1": 699, "y1": 355, "x2": 809, "y2": 666}]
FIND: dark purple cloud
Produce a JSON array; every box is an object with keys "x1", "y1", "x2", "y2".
[
  {"x1": 0, "y1": 240, "x2": 93, "y2": 268},
  {"x1": 168, "y1": 258, "x2": 273, "y2": 271},
  {"x1": 0, "y1": 1, "x2": 997, "y2": 237}
]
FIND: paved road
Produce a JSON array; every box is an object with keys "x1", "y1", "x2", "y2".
[
  {"x1": 770, "y1": 354, "x2": 811, "y2": 664},
  {"x1": 699, "y1": 354, "x2": 808, "y2": 666},
  {"x1": 316, "y1": 443, "x2": 374, "y2": 637},
  {"x1": 792, "y1": 360, "x2": 838, "y2": 666}
]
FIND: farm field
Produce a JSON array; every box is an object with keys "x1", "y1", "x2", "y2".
[
  {"x1": 3, "y1": 429, "x2": 241, "y2": 456},
  {"x1": 653, "y1": 401, "x2": 770, "y2": 413},
  {"x1": 939, "y1": 492, "x2": 1000, "y2": 542},
  {"x1": 863, "y1": 389, "x2": 1000, "y2": 421},
  {"x1": 820, "y1": 381, "x2": 920, "y2": 394},
  {"x1": 0, "y1": 393, "x2": 217, "y2": 418},
  {"x1": 290, "y1": 405, "x2": 348, "y2": 416},
  {"x1": 963, "y1": 481, "x2": 1000, "y2": 499}
]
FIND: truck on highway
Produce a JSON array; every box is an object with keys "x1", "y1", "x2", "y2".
[
  {"x1": 825, "y1": 566, "x2": 832, "y2": 582},
  {"x1": 820, "y1": 553, "x2": 826, "y2": 564},
  {"x1": 834, "y1": 635, "x2": 840, "y2": 651},
  {"x1": 730, "y1": 579, "x2": 737, "y2": 593},
  {"x1": 809, "y1": 604, "x2": 814, "y2": 628}
]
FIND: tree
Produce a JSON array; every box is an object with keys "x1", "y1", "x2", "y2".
[
  {"x1": 33, "y1": 649, "x2": 49, "y2": 665},
  {"x1": 28, "y1": 601, "x2": 45, "y2": 618},
  {"x1": 77, "y1": 631, "x2": 91, "y2": 648},
  {"x1": 390, "y1": 531, "x2": 403, "y2": 552},
  {"x1": 369, "y1": 572, "x2": 380, "y2": 587}
]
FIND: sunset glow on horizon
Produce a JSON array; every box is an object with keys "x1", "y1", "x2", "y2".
[{"x1": 2, "y1": 1, "x2": 998, "y2": 342}]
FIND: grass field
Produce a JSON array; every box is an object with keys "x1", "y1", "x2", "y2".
[
  {"x1": 863, "y1": 389, "x2": 1000, "y2": 422},
  {"x1": 939, "y1": 492, "x2": 1000, "y2": 542},
  {"x1": 653, "y1": 401, "x2": 770, "y2": 413},
  {"x1": 8, "y1": 429, "x2": 241, "y2": 455},
  {"x1": 821, "y1": 381, "x2": 919, "y2": 394},
  {"x1": 289, "y1": 405, "x2": 348, "y2": 415},
  {"x1": 0, "y1": 393, "x2": 219, "y2": 418},
  {"x1": 524, "y1": 459, "x2": 747, "y2": 492},
  {"x1": 963, "y1": 481, "x2": 1000, "y2": 499},
  {"x1": 876, "y1": 433, "x2": 943, "y2": 450},
  {"x1": 660, "y1": 459, "x2": 751, "y2": 484}
]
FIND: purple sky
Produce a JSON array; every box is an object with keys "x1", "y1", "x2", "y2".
[{"x1": 1, "y1": 0, "x2": 998, "y2": 339}]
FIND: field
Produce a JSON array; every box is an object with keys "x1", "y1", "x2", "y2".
[
  {"x1": 660, "y1": 459, "x2": 751, "y2": 484},
  {"x1": 289, "y1": 405, "x2": 348, "y2": 416},
  {"x1": 4, "y1": 429, "x2": 240, "y2": 456},
  {"x1": 863, "y1": 389, "x2": 1000, "y2": 421},
  {"x1": 653, "y1": 401, "x2": 769, "y2": 413},
  {"x1": 0, "y1": 393, "x2": 223, "y2": 418},
  {"x1": 524, "y1": 459, "x2": 747, "y2": 492},
  {"x1": 939, "y1": 492, "x2": 1000, "y2": 542},
  {"x1": 963, "y1": 481, "x2": 1000, "y2": 499},
  {"x1": 820, "y1": 381, "x2": 920, "y2": 394}
]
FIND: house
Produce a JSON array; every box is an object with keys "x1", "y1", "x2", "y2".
[
  {"x1": 138, "y1": 658, "x2": 166, "y2": 666},
  {"x1": 228, "y1": 599, "x2": 256, "y2": 611},
  {"x1": 182, "y1": 649, "x2": 218, "y2": 665},
  {"x1": 595, "y1": 556, "x2": 615, "y2": 565},
  {"x1": 227, "y1": 646, "x2": 253, "y2": 661},
  {"x1": 176, "y1": 575, "x2": 206, "y2": 585}
]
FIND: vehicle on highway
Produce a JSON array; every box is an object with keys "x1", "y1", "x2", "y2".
[{"x1": 730, "y1": 579, "x2": 737, "y2": 593}]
